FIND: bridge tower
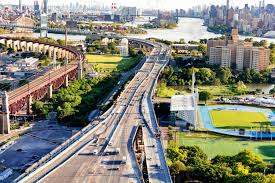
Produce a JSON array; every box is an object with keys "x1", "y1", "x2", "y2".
[
  {"x1": 175, "y1": 9, "x2": 179, "y2": 24},
  {"x1": 65, "y1": 28, "x2": 68, "y2": 46},
  {"x1": 1, "y1": 92, "x2": 10, "y2": 134},
  {"x1": 40, "y1": 13, "x2": 48, "y2": 37}
]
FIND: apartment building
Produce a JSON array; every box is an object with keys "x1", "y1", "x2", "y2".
[{"x1": 208, "y1": 29, "x2": 270, "y2": 72}]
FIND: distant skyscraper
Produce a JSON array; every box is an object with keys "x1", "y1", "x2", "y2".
[
  {"x1": 19, "y1": 0, "x2": 22, "y2": 13},
  {"x1": 34, "y1": 0, "x2": 40, "y2": 16},
  {"x1": 226, "y1": 0, "x2": 230, "y2": 26},
  {"x1": 43, "y1": 0, "x2": 48, "y2": 14}
]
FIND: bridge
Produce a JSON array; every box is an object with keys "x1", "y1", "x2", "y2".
[
  {"x1": 9, "y1": 37, "x2": 172, "y2": 183},
  {"x1": 0, "y1": 36, "x2": 85, "y2": 134}
]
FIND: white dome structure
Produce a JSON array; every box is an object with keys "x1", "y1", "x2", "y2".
[{"x1": 120, "y1": 38, "x2": 129, "y2": 46}]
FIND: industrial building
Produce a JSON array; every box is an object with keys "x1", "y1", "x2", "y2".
[{"x1": 170, "y1": 94, "x2": 196, "y2": 128}]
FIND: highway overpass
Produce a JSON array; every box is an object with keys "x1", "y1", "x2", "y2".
[{"x1": 14, "y1": 38, "x2": 172, "y2": 183}]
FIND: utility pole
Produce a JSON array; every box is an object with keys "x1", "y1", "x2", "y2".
[{"x1": 65, "y1": 28, "x2": 68, "y2": 46}]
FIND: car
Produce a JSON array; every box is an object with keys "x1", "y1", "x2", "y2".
[
  {"x1": 108, "y1": 167, "x2": 120, "y2": 171},
  {"x1": 93, "y1": 150, "x2": 98, "y2": 155}
]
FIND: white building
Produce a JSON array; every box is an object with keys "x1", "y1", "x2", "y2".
[
  {"x1": 117, "y1": 38, "x2": 129, "y2": 57},
  {"x1": 170, "y1": 95, "x2": 196, "y2": 128}
]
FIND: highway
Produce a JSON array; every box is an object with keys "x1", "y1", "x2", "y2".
[{"x1": 18, "y1": 40, "x2": 172, "y2": 183}]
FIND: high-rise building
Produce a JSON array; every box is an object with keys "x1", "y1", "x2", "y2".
[
  {"x1": 209, "y1": 46, "x2": 231, "y2": 68},
  {"x1": 19, "y1": 0, "x2": 22, "y2": 13},
  {"x1": 208, "y1": 29, "x2": 270, "y2": 72},
  {"x1": 34, "y1": 0, "x2": 40, "y2": 16},
  {"x1": 43, "y1": 0, "x2": 48, "y2": 14},
  {"x1": 226, "y1": 0, "x2": 230, "y2": 26}
]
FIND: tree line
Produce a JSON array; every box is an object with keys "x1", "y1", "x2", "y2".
[
  {"x1": 167, "y1": 145, "x2": 275, "y2": 183},
  {"x1": 160, "y1": 65, "x2": 272, "y2": 87}
]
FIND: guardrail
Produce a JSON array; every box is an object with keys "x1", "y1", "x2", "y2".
[
  {"x1": 13, "y1": 38, "x2": 166, "y2": 182},
  {"x1": 145, "y1": 54, "x2": 172, "y2": 183}
]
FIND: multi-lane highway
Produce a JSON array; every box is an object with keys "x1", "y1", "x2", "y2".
[{"x1": 18, "y1": 40, "x2": 172, "y2": 183}]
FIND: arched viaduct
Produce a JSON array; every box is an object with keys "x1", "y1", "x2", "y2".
[
  {"x1": 0, "y1": 36, "x2": 154, "y2": 134},
  {"x1": 0, "y1": 37, "x2": 85, "y2": 134}
]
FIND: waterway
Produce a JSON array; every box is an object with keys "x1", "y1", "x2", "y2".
[
  {"x1": 1, "y1": 17, "x2": 274, "y2": 43},
  {"x1": 129, "y1": 17, "x2": 275, "y2": 43}
]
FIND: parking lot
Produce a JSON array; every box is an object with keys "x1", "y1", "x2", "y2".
[{"x1": 0, "y1": 120, "x2": 78, "y2": 182}]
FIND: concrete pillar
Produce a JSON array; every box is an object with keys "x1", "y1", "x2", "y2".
[
  {"x1": 26, "y1": 42, "x2": 33, "y2": 51},
  {"x1": 27, "y1": 95, "x2": 33, "y2": 115},
  {"x1": 77, "y1": 60, "x2": 83, "y2": 80},
  {"x1": 48, "y1": 46, "x2": 54, "y2": 58},
  {"x1": 33, "y1": 43, "x2": 39, "y2": 52},
  {"x1": 64, "y1": 75, "x2": 69, "y2": 87},
  {"x1": 65, "y1": 51, "x2": 69, "y2": 60},
  {"x1": 57, "y1": 48, "x2": 62, "y2": 59},
  {"x1": 68, "y1": 53, "x2": 71, "y2": 61},
  {"x1": 38, "y1": 44, "x2": 44, "y2": 53},
  {"x1": 47, "y1": 84, "x2": 53, "y2": 99},
  {"x1": 0, "y1": 39, "x2": 5, "y2": 45},
  {"x1": 53, "y1": 47, "x2": 59, "y2": 60},
  {"x1": 20, "y1": 41, "x2": 26, "y2": 51},
  {"x1": 1, "y1": 92, "x2": 10, "y2": 134},
  {"x1": 62, "y1": 50, "x2": 67, "y2": 59},
  {"x1": 13, "y1": 40, "x2": 20, "y2": 52},
  {"x1": 6, "y1": 40, "x2": 13, "y2": 48},
  {"x1": 43, "y1": 45, "x2": 49, "y2": 55}
]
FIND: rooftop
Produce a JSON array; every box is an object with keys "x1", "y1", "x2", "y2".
[{"x1": 170, "y1": 94, "x2": 195, "y2": 112}]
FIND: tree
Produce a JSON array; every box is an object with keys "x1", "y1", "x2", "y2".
[
  {"x1": 255, "y1": 88, "x2": 262, "y2": 95},
  {"x1": 216, "y1": 67, "x2": 233, "y2": 84},
  {"x1": 237, "y1": 81, "x2": 248, "y2": 95},
  {"x1": 57, "y1": 39, "x2": 65, "y2": 45},
  {"x1": 0, "y1": 43, "x2": 7, "y2": 53},
  {"x1": 198, "y1": 44, "x2": 207, "y2": 55},
  {"x1": 199, "y1": 91, "x2": 212, "y2": 104},
  {"x1": 19, "y1": 79, "x2": 29, "y2": 87},
  {"x1": 270, "y1": 87, "x2": 275, "y2": 95},
  {"x1": 32, "y1": 101, "x2": 48, "y2": 118},
  {"x1": 170, "y1": 161, "x2": 186, "y2": 175},
  {"x1": 7, "y1": 47, "x2": 14, "y2": 54},
  {"x1": 0, "y1": 82, "x2": 11, "y2": 91},
  {"x1": 179, "y1": 38, "x2": 186, "y2": 44}
]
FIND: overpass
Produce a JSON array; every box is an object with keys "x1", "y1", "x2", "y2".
[
  {"x1": 0, "y1": 36, "x2": 85, "y2": 134},
  {"x1": 13, "y1": 38, "x2": 172, "y2": 183}
]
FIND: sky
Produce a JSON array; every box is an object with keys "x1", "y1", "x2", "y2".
[{"x1": 1, "y1": 0, "x2": 275, "y2": 10}]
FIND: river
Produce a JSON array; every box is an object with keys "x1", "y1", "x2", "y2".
[
  {"x1": 1, "y1": 17, "x2": 274, "y2": 43},
  {"x1": 129, "y1": 17, "x2": 275, "y2": 43}
]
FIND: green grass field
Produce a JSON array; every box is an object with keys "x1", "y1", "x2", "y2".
[
  {"x1": 86, "y1": 54, "x2": 139, "y2": 73},
  {"x1": 157, "y1": 84, "x2": 187, "y2": 98},
  {"x1": 175, "y1": 132, "x2": 275, "y2": 162},
  {"x1": 210, "y1": 110, "x2": 271, "y2": 129}
]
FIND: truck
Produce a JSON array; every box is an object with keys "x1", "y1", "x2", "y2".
[{"x1": 105, "y1": 148, "x2": 120, "y2": 155}]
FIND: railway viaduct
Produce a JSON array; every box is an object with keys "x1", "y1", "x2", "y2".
[
  {"x1": 0, "y1": 36, "x2": 84, "y2": 134},
  {"x1": 0, "y1": 36, "x2": 153, "y2": 134}
]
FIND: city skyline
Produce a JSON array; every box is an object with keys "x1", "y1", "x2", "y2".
[{"x1": 1, "y1": 0, "x2": 275, "y2": 10}]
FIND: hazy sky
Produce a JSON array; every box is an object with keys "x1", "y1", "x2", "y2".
[{"x1": 1, "y1": 0, "x2": 275, "y2": 10}]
